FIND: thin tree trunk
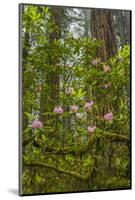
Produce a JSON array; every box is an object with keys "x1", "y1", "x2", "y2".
[
  {"x1": 22, "y1": 7, "x2": 31, "y2": 130},
  {"x1": 124, "y1": 11, "x2": 130, "y2": 44},
  {"x1": 118, "y1": 11, "x2": 127, "y2": 47},
  {"x1": 40, "y1": 8, "x2": 62, "y2": 122}
]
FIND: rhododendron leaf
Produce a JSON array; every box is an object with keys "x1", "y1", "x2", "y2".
[
  {"x1": 24, "y1": 112, "x2": 33, "y2": 121},
  {"x1": 92, "y1": 80, "x2": 97, "y2": 86},
  {"x1": 84, "y1": 158, "x2": 93, "y2": 167},
  {"x1": 77, "y1": 128, "x2": 86, "y2": 135},
  {"x1": 76, "y1": 88, "x2": 86, "y2": 99},
  {"x1": 41, "y1": 134, "x2": 47, "y2": 141},
  {"x1": 94, "y1": 129, "x2": 103, "y2": 138}
]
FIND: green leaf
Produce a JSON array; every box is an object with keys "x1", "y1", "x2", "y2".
[
  {"x1": 24, "y1": 112, "x2": 33, "y2": 121},
  {"x1": 41, "y1": 134, "x2": 47, "y2": 141}
]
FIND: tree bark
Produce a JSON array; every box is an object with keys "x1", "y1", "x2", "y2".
[
  {"x1": 40, "y1": 8, "x2": 62, "y2": 122},
  {"x1": 124, "y1": 11, "x2": 131, "y2": 44},
  {"x1": 22, "y1": 6, "x2": 31, "y2": 130},
  {"x1": 91, "y1": 9, "x2": 117, "y2": 60}
]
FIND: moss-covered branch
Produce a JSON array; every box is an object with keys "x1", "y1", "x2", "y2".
[
  {"x1": 25, "y1": 162, "x2": 89, "y2": 182},
  {"x1": 43, "y1": 131, "x2": 129, "y2": 155},
  {"x1": 102, "y1": 131, "x2": 130, "y2": 142},
  {"x1": 43, "y1": 134, "x2": 96, "y2": 155},
  {"x1": 23, "y1": 129, "x2": 129, "y2": 155}
]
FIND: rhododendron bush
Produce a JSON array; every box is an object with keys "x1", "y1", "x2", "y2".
[{"x1": 20, "y1": 5, "x2": 131, "y2": 195}]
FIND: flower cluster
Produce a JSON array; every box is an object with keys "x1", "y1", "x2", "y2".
[
  {"x1": 32, "y1": 119, "x2": 43, "y2": 129},
  {"x1": 103, "y1": 65, "x2": 111, "y2": 73},
  {"x1": 104, "y1": 112, "x2": 113, "y2": 121},
  {"x1": 84, "y1": 101, "x2": 94, "y2": 111},
  {"x1": 53, "y1": 106, "x2": 64, "y2": 114},
  {"x1": 87, "y1": 125, "x2": 96, "y2": 133},
  {"x1": 70, "y1": 105, "x2": 78, "y2": 113},
  {"x1": 53, "y1": 100, "x2": 94, "y2": 115},
  {"x1": 91, "y1": 58, "x2": 100, "y2": 66},
  {"x1": 104, "y1": 82, "x2": 111, "y2": 89}
]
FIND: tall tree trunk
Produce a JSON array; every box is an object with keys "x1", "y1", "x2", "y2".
[
  {"x1": 90, "y1": 9, "x2": 117, "y2": 186},
  {"x1": 91, "y1": 9, "x2": 117, "y2": 60},
  {"x1": 113, "y1": 10, "x2": 127, "y2": 48},
  {"x1": 124, "y1": 11, "x2": 131, "y2": 44},
  {"x1": 117, "y1": 11, "x2": 127, "y2": 47},
  {"x1": 40, "y1": 8, "x2": 62, "y2": 122}
]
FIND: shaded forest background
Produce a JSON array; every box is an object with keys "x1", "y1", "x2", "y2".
[{"x1": 20, "y1": 4, "x2": 131, "y2": 195}]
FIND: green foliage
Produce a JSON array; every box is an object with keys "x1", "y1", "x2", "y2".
[{"x1": 21, "y1": 5, "x2": 131, "y2": 194}]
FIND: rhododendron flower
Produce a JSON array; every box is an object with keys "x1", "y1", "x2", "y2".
[
  {"x1": 66, "y1": 87, "x2": 73, "y2": 95},
  {"x1": 84, "y1": 101, "x2": 94, "y2": 111},
  {"x1": 104, "y1": 112, "x2": 113, "y2": 121},
  {"x1": 104, "y1": 82, "x2": 111, "y2": 89},
  {"x1": 118, "y1": 56, "x2": 123, "y2": 62},
  {"x1": 91, "y1": 58, "x2": 100, "y2": 66},
  {"x1": 87, "y1": 125, "x2": 96, "y2": 133},
  {"x1": 32, "y1": 119, "x2": 43, "y2": 129},
  {"x1": 70, "y1": 105, "x2": 78, "y2": 113},
  {"x1": 103, "y1": 65, "x2": 111, "y2": 73},
  {"x1": 53, "y1": 106, "x2": 64, "y2": 114}
]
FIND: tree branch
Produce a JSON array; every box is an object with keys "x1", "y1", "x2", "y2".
[
  {"x1": 23, "y1": 130, "x2": 129, "y2": 155},
  {"x1": 25, "y1": 162, "x2": 89, "y2": 182},
  {"x1": 103, "y1": 131, "x2": 130, "y2": 142},
  {"x1": 42, "y1": 131, "x2": 129, "y2": 155}
]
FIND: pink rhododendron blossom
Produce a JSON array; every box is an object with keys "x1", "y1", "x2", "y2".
[
  {"x1": 84, "y1": 101, "x2": 94, "y2": 111},
  {"x1": 87, "y1": 125, "x2": 96, "y2": 133},
  {"x1": 91, "y1": 58, "x2": 100, "y2": 66},
  {"x1": 70, "y1": 105, "x2": 78, "y2": 113},
  {"x1": 103, "y1": 65, "x2": 111, "y2": 73},
  {"x1": 104, "y1": 82, "x2": 111, "y2": 89},
  {"x1": 32, "y1": 119, "x2": 43, "y2": 129},
  {"x1": 118, "y1": 56, "x2": 123, "y2": 62},
  {"x1": 104, "y1": 112, "x2": 113, "y2": 121},
  {"x1": 53, "y1": 106, "x2": 64, "y2": 114},
  {"x1": 66, "y1": 87, "x2": 73, "y2": 95}
]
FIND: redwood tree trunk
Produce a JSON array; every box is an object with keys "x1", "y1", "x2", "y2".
[
  {"x1": 90, "y1": 9, "x2": 118, "y2": 184},
  {"x1": 91, "y1": 9, "x2": 117, "y2": 60}
]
